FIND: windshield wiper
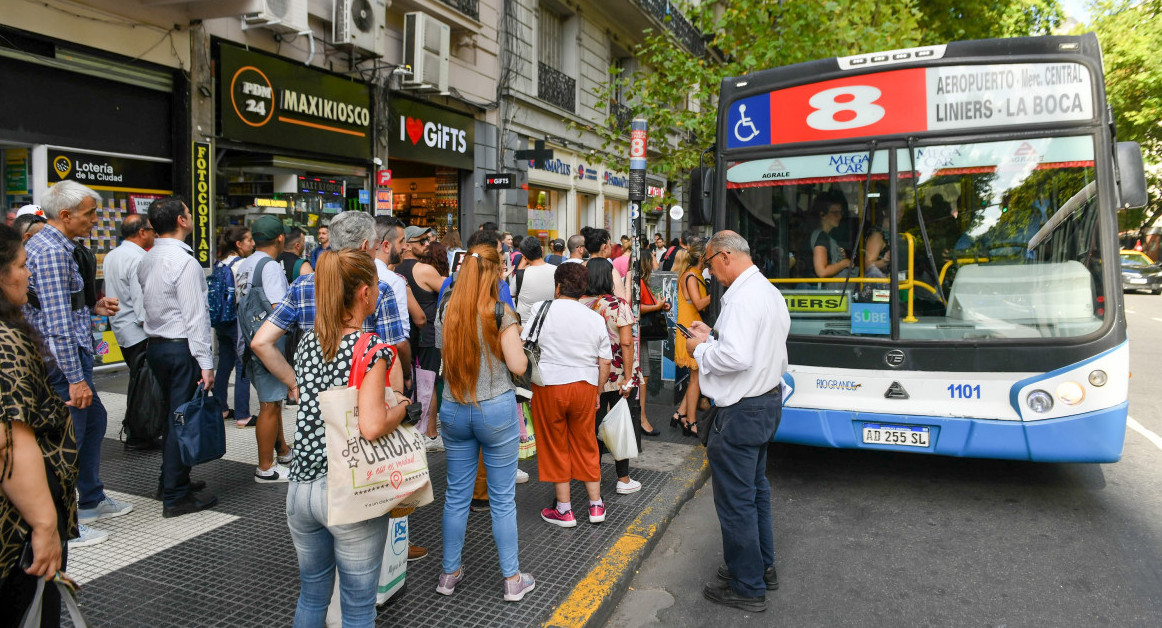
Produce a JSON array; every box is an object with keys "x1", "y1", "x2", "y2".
[
  {"x1": 840, "y1": 141, "x2": 876, "y2": 298},
  {"x1": 907, "y1": 138, "x2": 946, "y2": 304}
]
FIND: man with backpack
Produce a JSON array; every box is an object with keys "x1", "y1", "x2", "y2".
[
  {"x1": 102, "y1": 214, "x2": 157, "y2": 449},
  {"x1": 235, "y1": 215, "x2": 294, "y2": 482},
  {"x1": 279, "y1": 227, "x2": 313, "y2": 282}
]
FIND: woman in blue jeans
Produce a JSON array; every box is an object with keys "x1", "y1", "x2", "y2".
[
  {"x1": 434, "y1": 244, "x2": 533, "y2": 602},
  {"x1": 252, "y1": 249, "x2": 408, "y2": 627},
  {"x1": 212, "y1": 226, "x2": 253, "y2": 423}
]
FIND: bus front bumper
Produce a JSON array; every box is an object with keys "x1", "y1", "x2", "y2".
[{"x1": 774, "y1": 402, "x2": 1127, "y2": 463}]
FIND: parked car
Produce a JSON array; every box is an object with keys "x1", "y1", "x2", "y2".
[{"x1": 1120, "y1": 249, "x2": 1162, "y2": 294}]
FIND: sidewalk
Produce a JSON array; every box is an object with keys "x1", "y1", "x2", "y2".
[{"x1": 66, "y1": 380, "x2": 708, "y2": 627}]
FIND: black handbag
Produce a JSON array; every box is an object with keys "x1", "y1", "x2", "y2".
[
  {"x1": 496, "y1": 300, "x2": 552, "y2": 395},
  {"x1": 696, "y1": 406, "x2": 717, "y2": 447},
  {"x1": 639, "y1": 310, "x2": 667, "y2": 341}
]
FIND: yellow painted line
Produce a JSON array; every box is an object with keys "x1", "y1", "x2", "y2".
[{"x1": 544, "y1": 456, "x2": 709, "y2": 628}]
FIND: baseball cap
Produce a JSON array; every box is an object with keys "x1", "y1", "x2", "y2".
[
  {"x1": 404, "y1": 226, "x2": 434, "y2": 241},
  {"x1": 251, "y1": 215, "x2": 288, "y2": 243},
  {"x1": 16, "y1": 205, "x2": 43, "y2": 218},
  {"x1": 551, "y1": 238, "x2": 565, "y2": 251}
]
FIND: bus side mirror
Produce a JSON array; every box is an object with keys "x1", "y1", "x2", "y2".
[
  {"x1": 1116, "y1": 142, "x2": 1148, "y2": 210},
  {"x1": 689, "y1": 166, "x2": 715, "y2": 226}
]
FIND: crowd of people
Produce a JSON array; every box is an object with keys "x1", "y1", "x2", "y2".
[{"x1": 0, "y1": 177, "x2": 787, "y2": 625}]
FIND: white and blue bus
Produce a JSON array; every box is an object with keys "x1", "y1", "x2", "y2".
[{"x1": 707, "y1": 34, "x2": 1148, "y2": 462}]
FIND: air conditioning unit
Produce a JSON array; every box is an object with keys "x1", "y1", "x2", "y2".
[
  {"x1": 333, "y1": 0, "x2": 386, "y2": 57},
  {"x1": 403, "y1": 11, "x2": 450, "y2": 93},
  {"x1": 240, "y1": 0, "x2": 310, "y2": 34}
]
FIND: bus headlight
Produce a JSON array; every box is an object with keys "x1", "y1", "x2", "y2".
[
  {"x1": 1088, "y1": 370, "x2": 1108, "y2": 387},
  {"x1": 1056, "y1": 381, "x2": 1085, "y2": 406},
  {"x1": 1026, "y1": 390, "x2": 1054, "y2": 413}
]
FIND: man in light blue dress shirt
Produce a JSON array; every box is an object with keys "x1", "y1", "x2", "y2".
[{"x1": 102, "y1": 214, "x2": 155, "y2": 448}]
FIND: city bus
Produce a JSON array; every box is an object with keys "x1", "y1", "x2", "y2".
[{"x1": 707, "y1": 34, "x2": 1148, "y2": 462}]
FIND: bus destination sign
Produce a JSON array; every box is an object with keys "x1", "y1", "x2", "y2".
[{"x1": 726, "y1": 62, "x2": 1094, "y2": 148}]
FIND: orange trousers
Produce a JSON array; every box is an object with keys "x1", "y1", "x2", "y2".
[{"x1": 530, "y1": 381, "x2": 601, "y2": 483}]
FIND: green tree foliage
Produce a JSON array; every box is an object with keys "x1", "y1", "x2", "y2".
[
  {"x1": 1083, "y1": 1, "x2": 1162, "y2": 230},
  {"x1": 590, "y1": 0, "x2": 1064, "y2": 185}
]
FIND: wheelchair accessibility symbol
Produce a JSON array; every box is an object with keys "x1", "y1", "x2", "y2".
[{"x1": 733, "y1": 104, "x2": 760, "y2": 143}]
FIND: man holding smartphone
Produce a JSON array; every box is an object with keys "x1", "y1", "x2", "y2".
[{"x1": 684, "y1": 230, "x2": 790, "y2": 613}]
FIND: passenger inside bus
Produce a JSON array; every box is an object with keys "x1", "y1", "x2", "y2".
[
  {"x1": 863, "y1": 209, "x2": 891, "y2": 278},
  {"x1": 810, "y1": 196, "x2": 854, "y2": 279}
]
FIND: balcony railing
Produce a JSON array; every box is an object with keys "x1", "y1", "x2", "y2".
[
  {"x1": 637, "y1": 0, "x2": 705, "y2": 56},
  {"x1": 439, "y1": 0, "x2": 479, "y2": 20},
  {"x1": 611, "y1": 101, "x2": 632, "y2": 135},
  {"x1": 538, "y1": 62, "x2": 576, "y2": 112}
]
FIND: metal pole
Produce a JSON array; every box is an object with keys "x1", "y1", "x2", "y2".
[{"x1": 628, "y1": 118, "x2": 647, "y2": 360}]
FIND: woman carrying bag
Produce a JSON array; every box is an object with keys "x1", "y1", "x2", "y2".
[
  {"x1": 433, "y1": 245, "x2": 534, "y2": 601},
  {"x1": 636, "y1": 249, "x2": 670, "y2": 436},
  {"x1": 254, "y1": 249, "x2": 409, "y2": 627},
  {"x1": 0, "y1": 224, "x2": 78, "y2": 628},
  {"x1": 581, "y1": 258, "x2": 643, "y2": 495}
]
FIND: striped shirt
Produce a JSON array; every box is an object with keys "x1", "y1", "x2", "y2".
[
  {"x1": 22, "y1": 223, "x2": 92, "y2": 384},
  {"x1": 139, "y1": 238, "x2": 214, "y2": 370},
  {"x1": 268, "y1": 273, "x2": 407, "y2": 345}
]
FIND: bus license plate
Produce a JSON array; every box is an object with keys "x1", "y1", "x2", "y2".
[{"x1": 863, "y1": 424, "x2": 930, "y2": 447}]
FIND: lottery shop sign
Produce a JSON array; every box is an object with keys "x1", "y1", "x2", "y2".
[
  {"x1": 726, "y1": 62, "x2": 1094, "y2": 149},
  {"x1": 388, "y1": 97, "x2": 475, "y2": 170},
  {"x1": 216, "y1": 42, "x2": 371, "y2": 159}
]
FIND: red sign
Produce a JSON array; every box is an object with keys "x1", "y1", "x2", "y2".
[
  {"x1": 769, "y1": 68, "x2": 926, "y2": 145},
  {"x1": 630, "y1": 129, "x2": 648, "y2": 158},
  {"x1": 377, "y1": 169, "x2": 392, "y2": 186}
]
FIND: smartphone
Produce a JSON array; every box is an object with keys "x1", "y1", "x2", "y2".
[{"x1": 675, "y1": 322, "x2": 693, "y2": 338}]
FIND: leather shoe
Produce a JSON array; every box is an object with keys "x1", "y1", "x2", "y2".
[
  {"x1": 702, "y1": 582, "x2": 767, "y2": 612},
  {"x1": 162, "y1": 493, "x2": 219, "y2": 518},
  {"x1": 156, "y1": 480, "x2": 206, "y2": 501},
  {"x1": 717, "y1": 563, "x2": 779, "y2": 590},
  {"x1": 407, "y1": 544, "x2": 427, "y2": 562}
]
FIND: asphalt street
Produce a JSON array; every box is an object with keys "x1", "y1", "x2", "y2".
[{"x1": 606, "y1": 292, "x2": 1162, "y2": 628}]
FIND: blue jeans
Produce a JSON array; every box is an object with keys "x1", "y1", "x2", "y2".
[
  {"x1": 213, "y1": 326, "x2": 250, "y2": 417},
  {"x1": 286, "y1": 476, "x2": 389, "y2": 628},
  {"x1": 706, "y1": 387, "x2": 782, "y2": 598},
  {"x1": 439, "y1": 390, "x2": 521, "y2": 577},
  {"x1": 47, "y1": 349, "x2": 106, "y2": 510}
]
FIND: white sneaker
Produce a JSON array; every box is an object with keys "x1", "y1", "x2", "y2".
[
  {"x1": 78, "y1": 496, "x2": 134, "y2": 523},
  {"x1": 616, "y1": 479, "x2": 642, "y2": 494},
  {"x1": 68, "y1": 524, "x2": 109, "y2": 548},
  {"x1": 515, "y1": 468, "x2": 529, "y2": 484},
  {"x1": 425, "y1": 435, "x2": 445, "y2": 452},
  {"x1": 255, "y1": 463, "x2": 291, "y2": 483},
  {"x1": 277, "y1": 448, "x2": 294, "y2": 465}
]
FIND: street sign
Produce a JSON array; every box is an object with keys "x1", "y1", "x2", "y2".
[
  {"x1": 485, "y1": 173, "x2": 514, "y2": 189},
  {"x1": 515, "y1": 139, "x2": 554, "y2": 170},
  {"x1": 377, "y1": 169, "x2": 392, "y2": 186},
  {"x1": 629, "y1": 201, "x2": 640, "y2": 220},
  {"x1": 669, "y1": 205, "x2": 685, "y2": 220}
]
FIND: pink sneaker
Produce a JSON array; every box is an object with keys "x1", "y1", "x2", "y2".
[
  {"x1": 588, "y1": 502, "x2": 606, "y2": 524},
  {"x1": 436, "y1": 569, "x2": 464, "y2": 596},
  {"x1": 540, "y1": 505, "x2": 577, "y2": 528},
  {"x1": 503, "y1": 572, "x2": 535, "y2": 602}
]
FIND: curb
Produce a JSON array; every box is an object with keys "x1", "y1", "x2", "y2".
[{"x1": 542, "y1": 445, "x2": 711, "y2": 628}]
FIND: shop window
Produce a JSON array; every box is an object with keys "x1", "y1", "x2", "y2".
[{"x1": 528, "y1": 187, "x2": 559, "y2": 242}]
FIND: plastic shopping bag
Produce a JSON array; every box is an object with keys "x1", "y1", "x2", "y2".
[{"x1": 598, "y1": 398, "x2": 639, "y2": 460}]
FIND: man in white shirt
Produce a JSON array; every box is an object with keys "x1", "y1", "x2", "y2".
[
  {"x1": 235, "y1": 215, "x2": 293, "y2": 482},
  {"x1": 139, "y1": 197, "x2": 218, "y2": 518},
  {"x1": 686, "y1": 230, "x2": 790, "y2": 613},
  {"x1": 102, "y1": 213, "x2": 155, "y2": 448}
]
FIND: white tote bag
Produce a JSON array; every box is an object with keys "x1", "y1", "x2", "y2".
[
  {"x1": 320, "y1": 334, "x2": 433, "y2": 527},
  {"x1": 598, "y1": 397, "x2": 639, "y2": 460}
]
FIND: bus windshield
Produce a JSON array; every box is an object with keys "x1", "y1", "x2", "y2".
[{"x1": 726, "y1": 134, "x2": 1105, "y2": 340}]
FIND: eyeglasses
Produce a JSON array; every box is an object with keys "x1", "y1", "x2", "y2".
[
  {"x1": 704, "y1": 249, "x2": 727, "y2": 265},
  {"x1": 412, "y1": 237, "x2": 431, "y2": 245}
]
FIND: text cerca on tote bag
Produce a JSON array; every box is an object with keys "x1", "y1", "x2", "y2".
[{"x1": 321, "y1": 334, "x2": 433, "y2": 527}]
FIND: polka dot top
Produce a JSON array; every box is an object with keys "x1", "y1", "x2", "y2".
[{"x1": 290, "y1": 330, "x2": 392, "y2": 482}]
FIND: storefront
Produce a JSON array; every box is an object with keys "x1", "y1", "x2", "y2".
[
  {"x1": 1, "y1": 26, "x2": 178, "y2": 365},
  {"x1": 386, "y1": 97, "x2": 475, "y2": 238},
  {"x1": 212, "y1": 40, "x2": 374, "y2": 259}
]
